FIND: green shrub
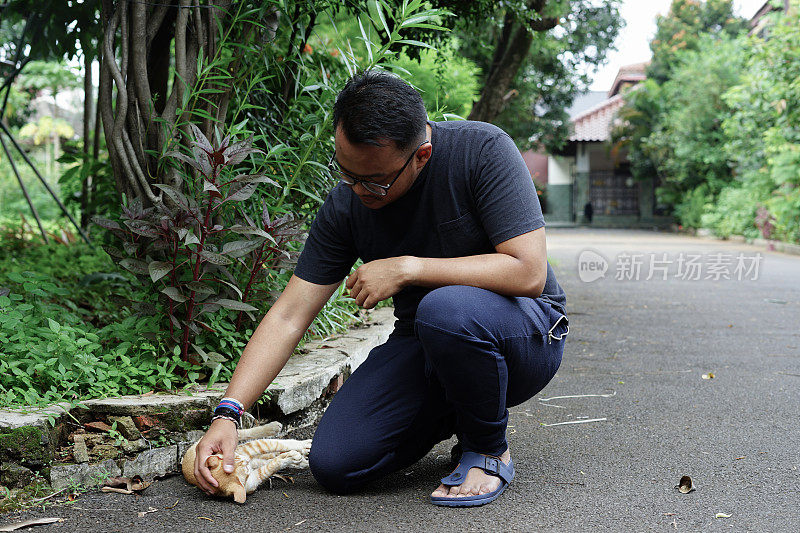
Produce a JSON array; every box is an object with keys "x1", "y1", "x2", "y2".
[
  {"x1": 673, "y1": 184, "x2": 711, "y2": 229},
  {"x1": 700, "y1": 185, "x2": 761, "y2": 239},
  {"x1": 0, "y1": 270, "x2": 169, "y2": 407},
  {"x1": 766, "y1": 186, "x2": 800, "y2": 244},
  {"x1": 722, "y1": 10, "x2": 800, "y2": 244}
]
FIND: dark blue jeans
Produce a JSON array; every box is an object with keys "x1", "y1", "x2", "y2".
[{"x1": 309, "y1": 285, "x2": 568, "y2": 494}]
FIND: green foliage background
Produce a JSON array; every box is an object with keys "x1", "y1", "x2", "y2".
[{"x1": 614, "y1": 0, "x2": 800, "y2": 243}]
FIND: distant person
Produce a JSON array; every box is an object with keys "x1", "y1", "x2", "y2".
[{"x1": 584, "y1": 201, "x2": 594, "y2": 224}]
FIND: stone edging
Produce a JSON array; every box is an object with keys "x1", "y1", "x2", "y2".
[
  {"x1": 0, "y1": 308, "x2": 396, "y2": 492},
  {"x1": 694, "y1": 229, "x2": 800, "y2": 257}
]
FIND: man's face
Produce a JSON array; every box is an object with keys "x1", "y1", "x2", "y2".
[{"x1": 332, "y1": 126, "x2": 431, "y2": 209}]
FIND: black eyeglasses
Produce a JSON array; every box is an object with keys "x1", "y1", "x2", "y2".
[{"x1": 328, "y1": 139, "x2": 429, "y2": 196}]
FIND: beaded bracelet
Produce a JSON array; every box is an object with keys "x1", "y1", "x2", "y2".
[
  {"x1": 217, "y1": 397, "x2": 244, "y2": 416},
  {"x1": 213, "y1": 406, "x2": 241, "y2": 425},
  {"x1": 211, "y1": 414, "x2": 241, "y2": 429},
  {"x1": 212, "y1": 397, "x2": 245, "y2": 428}
]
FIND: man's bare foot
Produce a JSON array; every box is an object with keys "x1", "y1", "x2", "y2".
[{"x1": 431, "y1": 448, "x2": 512, "y2": 498}]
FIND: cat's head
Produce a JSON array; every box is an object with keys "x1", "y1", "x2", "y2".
[{"x1": 206, "y1": 455, "x2": 247, "y2": 503}]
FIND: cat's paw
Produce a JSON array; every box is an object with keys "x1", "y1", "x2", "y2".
[
  {"x1": 300, "y1": 439, "x2": 312, "y2": 457},
  {"x1": 283, "y1": 450, "x2": 308, "y2": 469}
]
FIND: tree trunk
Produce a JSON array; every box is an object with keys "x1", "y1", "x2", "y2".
[
  {"x1": 81, "y1": 44, "x2": 93, "y2": 229},
  {"x1": 98, "y1": 0, "x2": 233, "y2": 207},
  {"x1": 467, "y1": 1, "x2": 560, "y2": 124},
  {"x1": 467, "y1": 24, "x2": 533, "y2": 123}
]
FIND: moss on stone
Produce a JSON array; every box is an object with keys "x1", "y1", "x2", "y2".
[
  {"x1": 0, "y1": 475, "x2": 52, "y2": 514},
  {"x1": 154, "y1": 406, "x2": 210, "y2": 432},
  {"x1": 0, "y1": 426, "x2": 53, "y2": 469}
]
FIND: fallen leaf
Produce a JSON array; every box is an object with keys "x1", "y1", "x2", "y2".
[
  {"x1": 283, "y1": 492, "x2": 289, "y2": 498},
  {"x1": 142, "y1": 390, "x2": 155, "y2": 396},
  {"x1": 198, "y1": 517, "x2": 214, "y2": 522},
  {"x1": 715, "y1": 513, "x2": 732, "y2": 518},
  {"x1": 137, "y1": 507, "x2": 158, "y2": 517},
  {"x1": 130, "y1": 477, "x2": 152, "y2": 492},
  {"x1": 0, "y1": 518, "x2": 64, "y2": 532},
  {"x1": 102, "y1": 487, "x2": 133, "y2": 495},
  {"x1": 101, "y1": 475, "x2": 152, "y2": 494},
  {"x1": 541, "y1": 418, "x2": 607, "y2": 427},
  {"x1": 677, "y1": 475, "x2": 695, "y2": 494}
]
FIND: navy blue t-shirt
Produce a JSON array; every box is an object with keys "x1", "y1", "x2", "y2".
[{"x1": 293, "y1": 120, "x2": 567, "y2": 334}]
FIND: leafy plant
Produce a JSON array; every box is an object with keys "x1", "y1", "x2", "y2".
[
  {"x1": 700, "y1": 185, "x2": 762, "y2": 239},
  {"x1": 57, "y1": 146, "x2": 117, "y2": 222},
  {"x1": 722, "y1": 9, "x2": 800, "y2": 244},
  {"x1": 0, "y1": 271, "x2": 171, "y2": 407},
  {"x1": 93, "y1": 126, "x2": 304, "y2": 368}
]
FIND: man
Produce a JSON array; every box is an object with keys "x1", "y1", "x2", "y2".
[{"x1": 194, "y1": 70, "x2": 568, "y2": 507}]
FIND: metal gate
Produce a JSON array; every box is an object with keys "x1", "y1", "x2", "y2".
[{"x1": 589, "y1": 171, "x2": 639, "y2": 216}]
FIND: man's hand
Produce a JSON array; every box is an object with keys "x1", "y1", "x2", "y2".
[
  {"x1": 346, "y1": 256, "x2": 419, "y2": 309},
  {"x1": 194, "y1": 418, "x2": 238, "y2": 495}
]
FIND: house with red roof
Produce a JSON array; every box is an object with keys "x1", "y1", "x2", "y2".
[{"x1": 544, "y1": 62, "x2": 673, "y2": 227}]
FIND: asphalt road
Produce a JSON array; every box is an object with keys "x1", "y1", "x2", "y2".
[{"x1": 3, "y1": 228, "x2": 799, "y2": 532}]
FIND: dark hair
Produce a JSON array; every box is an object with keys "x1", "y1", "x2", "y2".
[{"x1": 333, "y1": 70, "x2": 427, "y2": 152}]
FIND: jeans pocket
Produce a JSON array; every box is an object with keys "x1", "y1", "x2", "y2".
[{"x1": 545, "y1": 305, "x2": 569, "y2": 345}]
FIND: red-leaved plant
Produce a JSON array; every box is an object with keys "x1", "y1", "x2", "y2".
[{"x1": 93, "y1": 125, "x2": 304, "y2": 370}]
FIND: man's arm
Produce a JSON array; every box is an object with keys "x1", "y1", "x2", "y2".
[
  {"x1": 221, "y1": 275, "x2": 341, "y2": 410},
  {"x1": 346, "y1": 227, "x2": 547, "y2": 309},
  {"x1": 194, "y1": 275, "x2": 339, "y2": 495}
]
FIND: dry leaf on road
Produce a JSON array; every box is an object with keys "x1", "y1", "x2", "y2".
[
  {"x1": 676, "y1": 475, "x2": 695, "y2": 493},
  {"x1": 101, "y1": 475, "x2": 153, "y2": 494},
  {"x1": 0, "y1": 518, "x2": 64, "y2": 532}
]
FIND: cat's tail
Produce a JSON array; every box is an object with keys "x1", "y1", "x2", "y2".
[{"x1": 238, "y1": 421, "x2": 282, "y2": 441}]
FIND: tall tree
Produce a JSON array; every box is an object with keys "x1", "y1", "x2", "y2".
[
  {"x1": 647, "y1": 0, "x2": 744, "y2": 83},
  {"x1": 611, "y1": 0, "x2": 747, "y2": 224},
  {"x1": 473, "y1": 0, "x2": 621, "y2": 150},
  {"x1": 399, "y1": 0, "x2": 622, "y2": 149},
  {"x1": 96, "y1": 0, "x2": 237, "y2": 205}
]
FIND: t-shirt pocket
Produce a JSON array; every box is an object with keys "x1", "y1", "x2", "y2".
[{"x1": 437, "y1": 211, "x2": 493, "y2": 257}]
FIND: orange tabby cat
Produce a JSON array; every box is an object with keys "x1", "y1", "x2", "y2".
[{"x1": 181, "y1": 422, "x2": 311, "y2": 503}]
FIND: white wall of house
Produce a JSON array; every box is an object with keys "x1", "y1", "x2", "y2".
[
  {"x1": 576, "y1": 143, "x2": 590, "y2": 173},
  {"x1": 547, "y1": 155, "x2": 574, "y2": 185}
]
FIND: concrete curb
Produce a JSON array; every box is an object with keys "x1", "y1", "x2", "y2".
[
  {"x1": 0, "y1": 308, "x2": 396, "y2": 492},
  {"x1": 694, "y1": 229, "x2": 800, "y2": 257}
]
